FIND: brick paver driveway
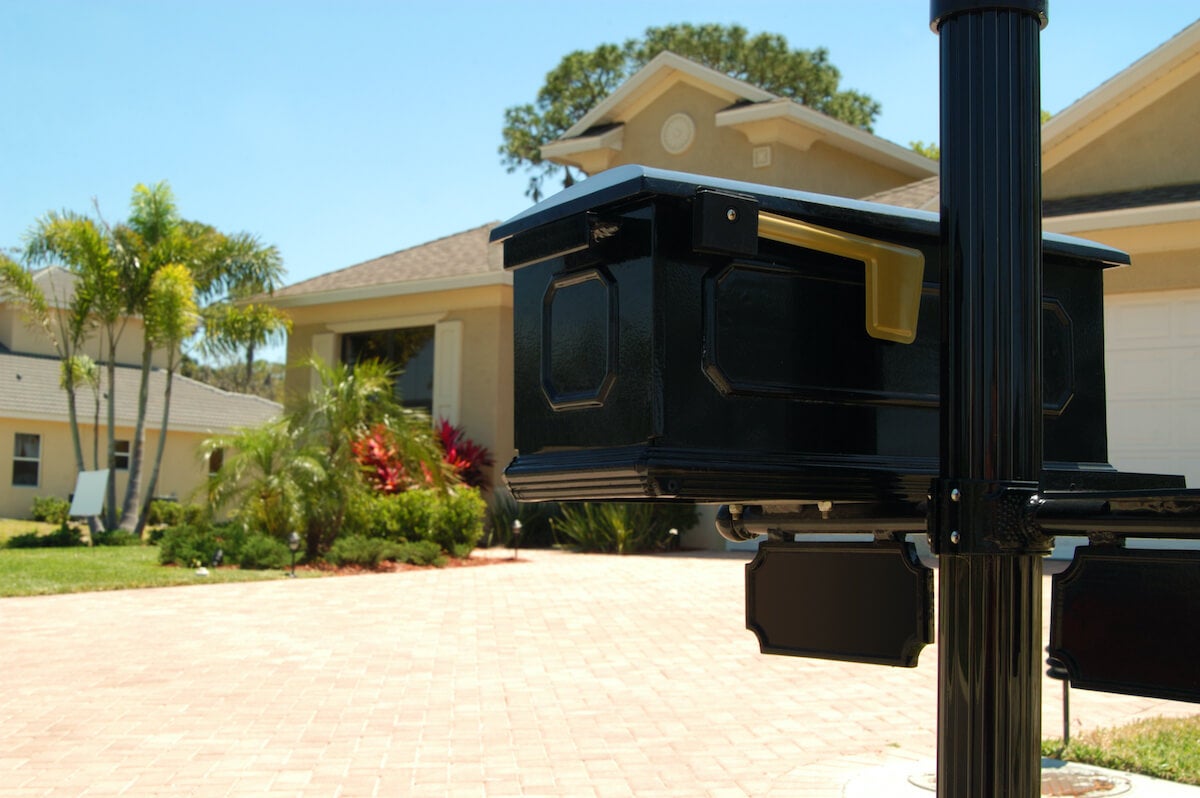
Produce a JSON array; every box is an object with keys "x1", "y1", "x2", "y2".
[{"x1": 1, "y1": 549, "x2": 1194, "y2": 797}]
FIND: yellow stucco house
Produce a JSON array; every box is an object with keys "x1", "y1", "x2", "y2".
[
  {"x1": 870, "y1": 19, "x2": 1200, "y2": 490},
  {"x1": 272, "y1": 24, "x2": 1199, "y2": 547},
  {"x1": 0, "y1": 267, "x2": 281, "y2": 519}
]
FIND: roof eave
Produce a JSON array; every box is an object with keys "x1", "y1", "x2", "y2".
[
  {"x1": 1045, "y1": 199, "x2": 1200, "y2": 234},
  {"x1": 264, "y1": 269, "x2": 513, "y2": 309},
  {"x1": 715, "y1": 101, "x2": 939, "y2": 179}
]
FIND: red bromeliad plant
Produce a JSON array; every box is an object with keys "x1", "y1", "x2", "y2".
[
  {"x1": 353, "y1": 420, "x2": 492, "y2": 494},
  {"x1": 352, "y1": 423, "x2": 420, "y2": 494},
  {"x1": 436, "y1": 419, "x2": 494, "y2": 488}
]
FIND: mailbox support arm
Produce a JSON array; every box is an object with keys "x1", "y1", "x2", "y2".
[
  {"x1": 1031, "y1": 489, "x2": 1200, "y2": 541},
  {"x1": 716, "y1": 502, "x2": 926, "y2": 542}
]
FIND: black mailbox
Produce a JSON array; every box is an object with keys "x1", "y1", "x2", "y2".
[{"x1": 491, "y1": 166, "x2": 1147, "y2": 506}]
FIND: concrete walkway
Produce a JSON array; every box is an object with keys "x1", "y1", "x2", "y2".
[{"x1": 1, "y1": 549, "x2": 1195, "y2": 797}]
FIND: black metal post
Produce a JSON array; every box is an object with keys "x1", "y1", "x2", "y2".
[{"x1": 931, "y1": 2, "x2": 1050, "y2": 796}]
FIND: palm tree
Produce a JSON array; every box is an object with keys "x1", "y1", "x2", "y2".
[
  {"x1": 9, "y1": 223, "x2": 115, "y2": 532},
  {"x1": 111, "y1": 184, "x2": 291, "y2": 533},
  {"x1": 134, "y1": 263, "x2": 199, "y2": 538},
  {"x1": 202, "y1": 419, "x2": 324, "y2": 541},
  {"x1": 107, "y1": 182, "x2": 192, "y2": 532},
  {"x1": 191, "y1": 230, "x2": 290, "y2": 389},
  {"x1": 11, "y1": 183, "x2": 288, "y2": 533},
  {"x1": 197, "y1": 299, "x2": 291, "y2": 390}
]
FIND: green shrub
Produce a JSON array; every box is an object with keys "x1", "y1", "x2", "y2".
[
  {"x1": 326, "y1": 535, "x2": 394, "y2": 568},
  {"x1": 30, "y1": 496, "x2": 70, "y2": 525},
  {"x1": 158, "y1": 522, "x2": 246, "y2": 567},
  {"x1": 373, "y1": 489, "x2": 440, "y2": 541},
  {"x1": 428, "y1": 488, "x2": 486, "y2": 557},
  {"x1": 147, "y1": 499, "x2": 182, "y2": 526},
  {"x1": 393, "y1": 539, "x2": 447, "y2": 567},
  {"x1": 92, "y1": 530, "x2": 141, "y2": 547},
  {"x1": 145, "y1": 501, "x2": 204, "y2": 529},
  {"x1": 332, "y1": 488, "x2": 484, "y2": 557},
  {"x1": 237, "y1": 534, "x2": 291, "y2": 570},
  {"x1": 181, "y1": 504, "x2": 207, "y2": 526},
  {"x1": 6, "y1": 521, "x2": 84, "y2": 549},
  {"x1": 325, "y1": 535, "x2": 447, "y2": 568},
  {"x1": 553, "y1": 502, "x2": 699, "y2": 554}
]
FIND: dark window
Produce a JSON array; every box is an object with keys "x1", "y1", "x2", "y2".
[
  {"x1": 12, "y1": 433, "x2": 40, "y2": 487},
  {"x1": 341, "y1": 326, "x2": 435, "y2": 411},
  {"x1": 114, "y1": 439, "x2": 130, "y2": 470},
  {"x1": 208, "y1": 448, "x2": 224, "y2": 476}
]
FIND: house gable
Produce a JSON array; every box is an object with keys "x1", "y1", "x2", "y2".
[
  {"x1": 541, "y1": 51, "x2": 936, "y2": 199},
  {"x1": 1043, "y1": 20, "x2": 1200, "y2": 186},
  {"x1": 1045, "y1": 69, "x2": 1200, "y2": 199}
]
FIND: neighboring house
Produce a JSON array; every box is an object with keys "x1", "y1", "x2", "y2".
[
  {"x1": 869, "y1": 19, "x2": 1200, "y2": 492},
  {"x1": 0, "y1": 267, "x2": 281, "y2": 519}
]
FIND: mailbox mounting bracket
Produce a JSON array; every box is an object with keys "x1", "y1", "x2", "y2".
[{"x1": 930, "y1": 479, "x2": 1052, "y2": 555}]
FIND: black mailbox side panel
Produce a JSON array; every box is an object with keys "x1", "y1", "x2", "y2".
[
  {"x1": 504, "y1": 187, "x2": 1115, "y2": 504},
  {"x1": 511, "y1": 203, "x2": 661, "y2": 455}
]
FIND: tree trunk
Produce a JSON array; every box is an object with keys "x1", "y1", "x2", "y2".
[
  {"x1": 104, "y1": 346, "x2": 118, "y2": 531},
  {"x1": 135, "y1": 362, "x2": 176, "y2": 539},
  {"x1": 243, "y1": 341, "x2": 256, "y2": 390},
  {"x1": 117, "y1": 342, "x2": 154, "y2": 532},
  {"x1": 92, "y1": 386, "x2": 100, "y2": 470}
]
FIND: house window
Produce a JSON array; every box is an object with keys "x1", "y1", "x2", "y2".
[
  {"x1": 208, "y1": 448, "x2": 224, "y2": 476},
  {"x1": 12, "y1": 433, "x2": 40, "y2": 487},
  {"x1": 114, "y1": 440, "x2": 130, "y2": 470},
  {"x1": 341, "y1": 326, "x2": 435, "y2": 412}
]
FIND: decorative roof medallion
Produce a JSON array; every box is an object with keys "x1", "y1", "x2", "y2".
[{"x1": 660, "y1": 113, "x2": 695, "y2": 155}]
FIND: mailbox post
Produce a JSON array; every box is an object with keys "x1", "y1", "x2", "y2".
[{"x1": 931, "y1": 2, "x2": 1050, "y2": 795}]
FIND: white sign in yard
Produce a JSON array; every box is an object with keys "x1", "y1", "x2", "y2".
[{"x1": 69, "y1": 470, "x2": 110, "y2": 517}]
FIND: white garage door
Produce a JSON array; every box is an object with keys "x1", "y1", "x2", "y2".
[{"x1": 1105, "y1": 289, "x2": 1200, "y2": 489}]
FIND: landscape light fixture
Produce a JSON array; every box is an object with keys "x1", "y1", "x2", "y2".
[{"x1": 287, "y1": 532, "x2": 300, "y2": 577}]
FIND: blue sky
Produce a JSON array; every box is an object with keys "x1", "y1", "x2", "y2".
[{"x1": 3, "y1": 1, "x2": 1197, "y2": 362}]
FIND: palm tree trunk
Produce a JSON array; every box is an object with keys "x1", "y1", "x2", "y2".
[
  {"x1": 92, "y1": 386, "x2": 100, "y2": 470},
  {"x1": 64, "y1": 384, "x2": 104, "y2": 538},
  {"x1": 135, "y1": 364, "x2": 176, "y2": 539},
  {"x1": 243, "y1": 341, "x2": 256, "y2": 390},
  {"x1": 104, "y1": 351, "x2": 118, "y2": 531},
  {"x1": 117, "y1": 343, "x2": 153, "y2": 532}
]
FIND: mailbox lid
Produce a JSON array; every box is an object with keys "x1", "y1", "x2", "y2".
[{"x1": 490, "y1": 164, "x2": 1132, "y2": 270}]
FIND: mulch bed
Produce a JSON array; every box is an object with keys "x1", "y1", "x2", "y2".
[{"x1": 297, "y1": 552, "x2": 520, "y2": 577}]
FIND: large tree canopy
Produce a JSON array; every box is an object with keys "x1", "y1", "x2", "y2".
[{"x1": 500, "y1": 23, "x2": 882, "y2": 200}]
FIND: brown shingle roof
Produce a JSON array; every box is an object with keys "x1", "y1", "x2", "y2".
[
  {"x1": 864, "y1": 177, "x2": 1200, "y2": 216},
  {"x1": 860, "y1": 176, "x2": 940, "y2": 210},
  {"x1": 1042, "y1": 183, "x2": 1200, "y2": 216},
  {"x1": 270, "y1": 222, "x2": 500, "y2": 301}
]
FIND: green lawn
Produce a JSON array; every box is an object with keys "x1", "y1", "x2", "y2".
[
  {"x1": 0, "y1": 517, "x2": 59, "y2": 543},
  {"x1": 1044, "y1": 715, "x2": 1200, "y2": 786},
  {"x1": 0, "y1": 544, "x2": 312, "y2": 597}
]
